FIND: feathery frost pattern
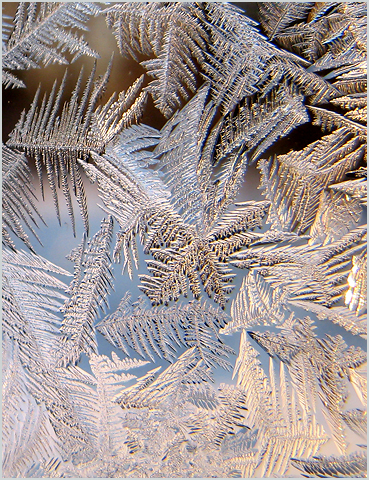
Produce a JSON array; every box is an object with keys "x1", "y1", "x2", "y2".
[
  {"x1": 97, "y1": 294, "x2": 234, "y2": 368},
  {"x1": 2, "y1": 3, "x2": 101, "y2": 88},
  {"x1": 2, "y1": 145, "x2": 45, "y2": 252},
  {"x1": 7, "y1": 60, "x2": 147, "y2": 235},
  {"x1": 59, "y1": 216, "x2": 114, "y2": 366},
  {"x1": 2, "y1": 2, "x2": 367, "y2": 477}
]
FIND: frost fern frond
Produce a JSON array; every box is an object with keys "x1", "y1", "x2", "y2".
[{"x1": 3, "y1": 2, "x2": 100, "y2": 88}]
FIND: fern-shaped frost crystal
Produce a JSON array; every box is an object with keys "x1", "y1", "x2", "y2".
[
  {"x1": 59, "y1": 217, "x2": 114, "y2": 366},
  {"x1": 3, "y1": 2, "x2": 101, "y2": 88}
]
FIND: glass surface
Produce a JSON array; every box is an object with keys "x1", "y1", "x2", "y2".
[{"x1": 3, "y1": 2, "x2": 367, "y2": 478}]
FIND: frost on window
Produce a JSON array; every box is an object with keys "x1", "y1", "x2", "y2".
[{"x1": 2, "y1": 2, "x2": 367, "y2": 478}]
